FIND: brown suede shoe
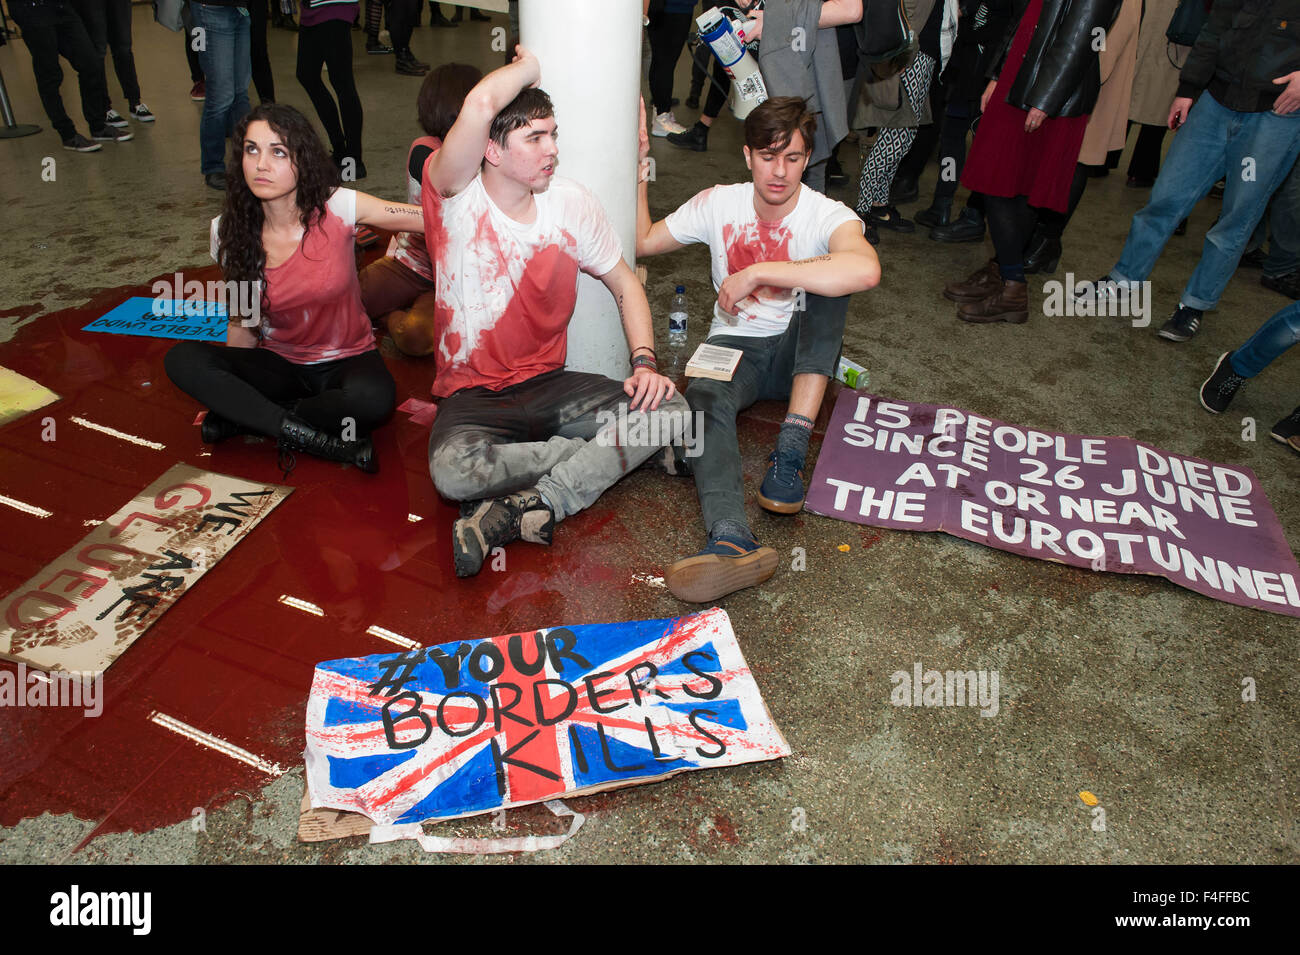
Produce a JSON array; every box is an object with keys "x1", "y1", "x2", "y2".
[
  {"x1": 943, "y1": 259, "x2": 1002, "y2": 303},
  {"x1": 957, "y1": 280, "x2": 1029, "y2": 324}
]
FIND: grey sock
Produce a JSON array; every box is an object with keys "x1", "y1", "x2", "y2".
[
  {"x1": 775, "y1": 413, "x2": 814, "y2": 462},
  {"x1": 709, "y1": 519, "x2": 752, "y2": 543}
]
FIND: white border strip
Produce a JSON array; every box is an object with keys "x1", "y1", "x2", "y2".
[
  {"x1": 70, "y1": 416, "x2": 166, "y2": 450},
  {"x1": 149, "y1": 711, "x2": 286, "y2": 776}
]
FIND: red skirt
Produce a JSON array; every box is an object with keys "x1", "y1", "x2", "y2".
[{"x1": 960, "y1": 0, "x2": 1089, "y2": 213}]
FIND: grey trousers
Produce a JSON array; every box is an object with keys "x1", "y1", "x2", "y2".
[{"x1": 428, "y1": 369, "x2": 690, "y2": 521}]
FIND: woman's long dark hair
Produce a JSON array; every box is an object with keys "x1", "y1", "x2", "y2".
[{"x1": 217, "y1": 104, "x2": 340, "y2": 319}]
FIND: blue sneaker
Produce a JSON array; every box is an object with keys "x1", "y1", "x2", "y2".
[
  {"x1": 664, "y1": 534, "x2": 778, "y2": 603},
  {"x1": 757, "y1": 449, "x2": 806, "y2": 514}
]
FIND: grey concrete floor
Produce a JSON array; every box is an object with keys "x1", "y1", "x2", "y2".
[{"x1": 1, "y1": 14, "x2": 1298, "y2": 864}]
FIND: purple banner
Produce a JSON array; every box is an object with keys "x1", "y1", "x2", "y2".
[{"x1": 806, "y1": 393, "x2": 1300, "y2": 618}]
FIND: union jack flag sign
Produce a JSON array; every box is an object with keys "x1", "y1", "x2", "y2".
[{"x1": 304, "y1": 608, "x2": 789, "y2": 825}]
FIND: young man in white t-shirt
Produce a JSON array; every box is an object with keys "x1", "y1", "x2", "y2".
[
  {"x1": 637, "y1": 96, "x2": 880, "y2": 603},
  {"x1": 422, "y1": 48, "x2": 688, "y2": 578}
]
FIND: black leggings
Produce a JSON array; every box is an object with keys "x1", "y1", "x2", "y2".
[
  {"x1": 249, "y1": 0, "x2": 275, "y2": 103},
  {"x1": 646, "y1": 0, "x2": 693, "y2": 116},
  {"x1": 1036, "y1": 163, "x2": 1090, "y2": 240},
  {"x1": 297, "y1": 19, "x2": 363, "y2": 161},
  {"x1": 985, "y1": 194, "x2": 1037, "y2": 273},
  {"x1": 165, "y1": 343, "x2": 396, "y2": 438}
]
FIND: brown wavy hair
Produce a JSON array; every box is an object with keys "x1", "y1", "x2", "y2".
[{"x1": 217, "y1": 104, "x2": 340, "y2": 320}]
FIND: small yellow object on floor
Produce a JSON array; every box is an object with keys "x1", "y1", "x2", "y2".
[
  {"x1": 1079, "y1": 790, "x2": 1099, "y2": 806},
  {"x1": 837, "y1": 544, "x2": 851, "y2": 552},
  {"x1": 0, "y1": 366, "x2": 59, "y2": 427}
]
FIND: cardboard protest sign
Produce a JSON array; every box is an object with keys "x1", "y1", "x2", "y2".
[
  {"x1": 304, "y1": 607, "x2": 789, "y2": 825},
  {"x1": 0, "y1": 366, "x2": 58, "y2": 427},
  {"x1": 807, "y1": 393, "x2": 1300, "y2": 618},
  {"x1": 83, "y1": 297, "x2": 227, "y2": 342},
  {"x1": 0, "y1": 465, "x2": 292, "y2": 673}
]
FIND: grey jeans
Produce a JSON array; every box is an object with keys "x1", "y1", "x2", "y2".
[{"x1": 428, "y1": 368, "x2": 690, "y2": 521}]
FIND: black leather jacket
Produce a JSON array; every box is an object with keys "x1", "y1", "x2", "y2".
[{"x1": 988, "y1": 0, "x2": 1124, "y2": 117}]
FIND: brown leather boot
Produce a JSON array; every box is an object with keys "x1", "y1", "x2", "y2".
[
  {"x1": 943, "y1": 259, "x2": 1001, "y2": 303},
  {"x1": 957, "y1": 280, "x2": 1029, "y2": 324}
]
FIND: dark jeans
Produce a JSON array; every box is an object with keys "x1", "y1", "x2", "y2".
[
  {"x1": 9, "y1": 0, "x2": 110, "y2": 140},
  {"x1": 647, "y1": 0, "x2": 693, "y2": 116},
  {"x1": 72, "y1": 0, "x2": 140, "y2": 108},
  {"x1": 428, "y1": 368, "x2": 690, "y2": 521},
  {"x1": 297, "y1": 19, "x2": 363, "y2": 161},
  {"x1": 165, "y1": 343, "x2": 395, "y2": 438},
  {"x1": 686, "y1": 294, "x2": 849, "y2": 535},
  {"x1": 192, "y1": 2, "x2": 252, "y2": 174},
  {"x1": 1247, "y1": 154, "x2": 1300, "y2": 278}
]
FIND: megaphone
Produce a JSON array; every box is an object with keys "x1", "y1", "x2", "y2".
[{"x1": 695, "y1": 5, "x2": 768, "y2": 120}]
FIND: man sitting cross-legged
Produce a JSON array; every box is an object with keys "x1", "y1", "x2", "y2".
[
  {"x1": 637, "y1": 95, "x2": 880, "y2": 602},
  {"x1": 423, "y1": 48, "x2": 688, "y2": 577}
]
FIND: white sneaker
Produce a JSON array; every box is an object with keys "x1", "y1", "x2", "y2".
[
  {"x1": 652, "y1": 111, "x2": 688, "y2": 137},
  {"x1": 130, "y1": 103, "x2": 156, "y2": 123}
]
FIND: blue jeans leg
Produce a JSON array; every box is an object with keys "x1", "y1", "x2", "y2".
[
  {"x1": 1183, "y1": 110, "x2": 1300, "y2": 310},
  {"x1": 1229, "y1": 301, "x2": 1300, "y2": 377},
  {"x1": 1111, "y1": 94, "x2": 1232, "y2": 286},
  {"x1": 193, "y1": 3, "x2": 251, "y2": 175}
]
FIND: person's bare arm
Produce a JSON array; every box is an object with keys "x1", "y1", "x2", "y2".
[
  {"x1": 635, "y1": 96, "x2": 687, "y2": 258},
  {"x1": 425, "y1": 47, "x2": 541, "y2": 198},
  {"x1": 600, "y1": 259, "x2": 677, "y2": 412},
  {"x1": 717, "y1": 220, "x2": 880, "y2": 314},
  {"x1": 820, "y1": 0, "x2": 862, "y2": 27},
  {"x1": 225, "y1": 322, "x2": 258, "y2": 348},
  {"x1": 355, "y1": 192, "x2": 425, "y2": 232}
]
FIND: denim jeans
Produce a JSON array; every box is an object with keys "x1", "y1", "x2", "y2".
[
  {"x1": 1247, "y1": 155, "x2": 1300, "y2": 278},
  {"x1": 427, "y1": 369, "x2": 690, "y2": 521},
  {"x1": 685, "y1": 294, "x2": 849, "y2": 535},
  {"x1": 192, "y1": 3, "x2": 252, "y2": 175},
  {"x1": 1229, "y1": 302, "x2": 1300, "y2": 378},
  {"x1": 1110, "y1": 93, "x2": 1300, "y2": 311}
]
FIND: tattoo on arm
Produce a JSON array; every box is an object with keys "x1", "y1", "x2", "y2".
[
  {"x1": 790, "y1": 254, "x2": 832, "y2": 266},
  {"x1": 383, "y1": 205, "x2": 423, "y2": 218},
  {"x1": 616, "y1": 292, "x2": 626, "y2": 320}
]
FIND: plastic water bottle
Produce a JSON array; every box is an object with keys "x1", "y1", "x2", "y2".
[{"x1": 668, "y1": 286, "x2": 688, "y2": 346}]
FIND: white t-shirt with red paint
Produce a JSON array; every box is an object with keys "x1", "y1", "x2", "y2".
[
  {"x1": 421, "y1": 171, "x2": 623, "y2": 398},
  {"x1": 664, "y1": 182, "x2": 861, "y2": 339},
  {"x1": 210, "y1": 188, "x2": 374, "y2": 365}
]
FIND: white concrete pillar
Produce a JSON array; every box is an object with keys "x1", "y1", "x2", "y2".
[{"x1": 521, "y1": 0, "x2": 642, "y2": 380}]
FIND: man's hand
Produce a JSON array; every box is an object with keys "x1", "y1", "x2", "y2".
[
  {"x1": 511, "y1": 45, "x2": 540, "y2": 87},
  {"x1": 1274, "y1": 72, "x2": 1300, "y2": 115},
  {"x1": 1024, "y1": 107, "x2": 1047, "y2": 132},
  {"x1": 717, "y1": 265, "x2": 760, "y2": 316},
  {"x1": 1168, "y1": 96, "x2": 1193, "y2": 129},
  {"x1": 623, "y1": 367, "x2": 676, "y2": 411},
  {"x1": 638, "y1": 95, "x2": 651, "y2": 164},
  {"x1": 980, "y1": 79, "x2": 998, "y2": 113}
]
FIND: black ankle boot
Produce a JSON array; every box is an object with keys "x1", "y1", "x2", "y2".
[
  {"x1": 929, "y1": 206, "x2": 985, "y2": 243},
  {"x1": 1022, "y1": 229, "x2": 1062, "y2": 274},
  {"x1": 277, "y1": 415, "x2": 378, "y2": 474},
  {"x1": 200, "y1": 410, "x2": 243, "y2": 444},
  {"x1": 914, "y1": 196, "x2": 953, "y2": 228}
]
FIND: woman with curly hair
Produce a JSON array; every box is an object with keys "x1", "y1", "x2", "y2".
[{"x1": 165, "y1": 103, "x2": 424, "y2": 473}]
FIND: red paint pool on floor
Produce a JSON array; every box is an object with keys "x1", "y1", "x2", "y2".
[{"x1": 0, "y1": 270, "x2": 821, "y2": 847}]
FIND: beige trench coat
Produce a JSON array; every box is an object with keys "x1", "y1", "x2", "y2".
[
  {"x1": 1129, "y1": 0, "x2": 1192, "y2": 125},
  {"x1": 1079, "y1": 0, "x2": 1140, "y2": 164}
]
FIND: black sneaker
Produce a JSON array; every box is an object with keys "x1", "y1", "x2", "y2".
[
  {"x1": 91, "y1": 126, "x2": 133, "y2": 142},
  {"x1": 684, "y1": 93, "x2": 700, "y2": 110},
  {"x1": 1239, "y1": 248, "x2": 1267, "y2": 269},
  {"x1": 1261, "y1": 271, "x2": 1300, "y2": 300},
  {"x1": 1157, "y1": 304, "x2": 1203, "y2": 342},
  {"x1": 205, "y1": 171, "x2": 227, "y2": 190},
  {"x1": 1199, "y1": 351, "x2": 1246, "y2": 414},
  {"x1": 929, "y1": 205, "x2": 984, "y2": 242},
  {"x1": 666, "y1": 122, "x2": 708, "y2": 152},
  {"x1": 105, "y1": 108, "x2": 128, "y2": 128},
  {"x1": 62, "y1": 134, "x2": 102, "y2": 152},
  {"x1": 366, "y1": 40, "x2": 394, "y2": 54},
  {"x1": 867, "y1": 204, "x2": 915, "y2": 233},
  {"x1": 1270, "y1": 406, "x2": 1300, "y2": 451}
]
